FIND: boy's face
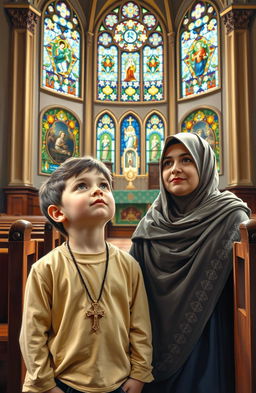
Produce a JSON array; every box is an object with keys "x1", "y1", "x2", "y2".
[{"x1": 57, "y1": 168, "x2": 115, "y2": 229}]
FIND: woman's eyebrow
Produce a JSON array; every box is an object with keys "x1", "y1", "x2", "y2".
[{"x1": 163, "y1": 152, "x2": 192, "y2": 160}]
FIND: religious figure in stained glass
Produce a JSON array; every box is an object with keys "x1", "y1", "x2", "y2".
[
  {"x1": 101, "y1": 134, "x2": 111, "y2": 161},
  {"x1": 150, "y1": 134, "x2": 161, "y2": 161},
  {"x1": 180, "y1": 1, "x2": 219, "y2": 98},
  {"x1": 181, "y1": 108, "x2": 222, "y2": 172},
  {"x1": 42, "y1": 1, "x2": 82, "y2": 98},
  {"x1": 124, "y1": 124, "x2": 137, "y2": 149},
  {"x1": 124, "y1": 57, "x2": 136, "y2": 82},
  {"x1": 120, "y1": 115, "x2": 140, "y2": 174},
  {"x1": 97, "y1": 1, "x2": 164, "y2": 102},
  {"x1": 96, "y1": 113, "x2": 115, "y2": 166},
  {"x1": 40, "y1": 108, "x2": 80, "y2": 175},
  {"x1": 146, "y1": 113, "x2": 165, "y2": 170}
]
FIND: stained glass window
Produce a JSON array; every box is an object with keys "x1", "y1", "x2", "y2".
[
  {"x1": 180, "y1": 1, "x2": 219, "y2": 98},
  {"x1": 145, "y1": 113, "x2": 165, "y2": 170},
  {"x1": 42, "y1": 1, "x2": 82, "y2": 98},
  {"x1": 181, "y1": 108, "x2": 221, "y2": 172},
  {"x1": 40, "y1": 107, "x2": 80, "y2": 175},
  {"x1": 97, "y1": 1, "x2": 164, "y2": 102},
  {"x1": 120, "y1": 114, "x2": 141, "y2": 173},
  {"x1": 96, "y1": 113, "x2": 116, "y2": 168}
]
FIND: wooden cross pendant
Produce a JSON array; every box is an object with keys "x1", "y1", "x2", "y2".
[{"x1": 86, "y1": 302, "x2": 104, "y2": 332}]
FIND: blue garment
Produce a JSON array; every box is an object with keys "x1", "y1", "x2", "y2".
[
  {"x1": 56, "y1": 379, "x2": 125, "y2": 393},
  {"x1": 142, "y1": 277, "x2": 235, "y2": 393}
]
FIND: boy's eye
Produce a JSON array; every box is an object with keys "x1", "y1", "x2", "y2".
[
  {"x1": 99, "y1": 182, "x2": 109, "y2": 190},
  {"x1": 76, "y1": 183, "x2": 88, "y2": 190}
]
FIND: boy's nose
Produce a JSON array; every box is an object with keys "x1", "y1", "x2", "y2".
[{"x1": 92, "y1": 187, "x2": 103, "y2": 196}]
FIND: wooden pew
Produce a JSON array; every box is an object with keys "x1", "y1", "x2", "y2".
[
  {"x1": 0, "y1": 219, "x2": 64, "y2": 393},
  {"x1": 0, "y1": 221, "x2": 37, "y2": 393},
  {"x1": 0, "y1": 221, "x2": 61, "y2": 329},
  {"x1": 0, "y1": 216, "x2": 64, "y2": 258},
  {"x1": 233, "y1": 219, "x2": 256, "y2": 393}
]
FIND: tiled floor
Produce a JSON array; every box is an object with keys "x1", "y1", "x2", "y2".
[{"x1": 107, "y1": 238, "x2": 131, "y2": 252}]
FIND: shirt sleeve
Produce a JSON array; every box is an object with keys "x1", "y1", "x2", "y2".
[
  {"x1": 128, "y1": 259, "x2": 154, "y2": 383},
  {"x1": 19, "y1": 264, "x2": 56, "y2": 393}
]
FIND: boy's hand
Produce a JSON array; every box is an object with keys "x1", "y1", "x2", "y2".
[
  {"x1": 121, "y1": 378, "x2": 144, "y2": 393},
  {"x1": 44, "y1": 387, "x2": 64, "y2": 393}
]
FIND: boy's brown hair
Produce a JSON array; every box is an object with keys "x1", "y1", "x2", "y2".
[{"x1": 39, "y1": 156, "x2": 112, "y2": 236}]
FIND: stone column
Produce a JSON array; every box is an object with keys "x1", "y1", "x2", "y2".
[
  {"x1": 4, "y1": 4, "x2": 41, "y2": 214},
  {"x1": 84, "y1": 31, "x2": 94, "y2": 155},
  {"x1": 5, "y1": 3, "x2": 40, "y2": 186},
  {"x1": 167, "y1": 32, "x2": 176, "y2": 136},
  {"x1": 221, "y1": 5, "x2": 256, "y2": 213}
]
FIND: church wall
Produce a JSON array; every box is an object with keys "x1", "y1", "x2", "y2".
[{"x1": 0, "y1": 6, "x2": 11, "y2": 212}]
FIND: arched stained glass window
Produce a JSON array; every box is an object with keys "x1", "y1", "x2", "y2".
[
  {"x1": 42, "y1": 1, "x2": 82, "y2": 98},
  {"x1": 180, "y1": 1, "x2": 219, "y2": 98},
  {"x1": 145, "y1": 113, "x2": 165, "y2": 170},
  {"x1": 181, "y1": 108, "x2": 221, "y2": 172},
  {"x1": 120, "y1": 114, "x2": 141, "y2": 173},
  {"x1": 96, "y1": 113, "x2": 116, "y2": 168},
  {"x1": 40, "y1": 107, "x2": 80, "y2": 175},
  {"x1": 97, "y1": 1, "x2": 164, "y2": 102}
]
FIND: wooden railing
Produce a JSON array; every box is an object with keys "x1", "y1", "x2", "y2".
[{"x1": 233, "y1": 219, "x2": 256, "y2": 393}]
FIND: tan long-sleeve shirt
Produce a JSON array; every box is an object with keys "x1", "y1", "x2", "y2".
[{"x1": 19, "y1": 242, "x2": 153, "y2": 393}]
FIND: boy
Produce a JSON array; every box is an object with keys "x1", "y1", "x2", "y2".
[{"x1": 19, "y1": 157, "x2": 153, "y2": 393}]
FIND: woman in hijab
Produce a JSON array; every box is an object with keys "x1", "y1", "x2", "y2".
[{"x1": 130, "y1": 132, "x2": 250, "y2": 393}]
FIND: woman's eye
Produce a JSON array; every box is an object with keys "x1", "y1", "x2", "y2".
[
  {"x1": 182, "y1": 157, "x2": 192, "y2": 164},
  {"x1": 163, "y1": 160, "x2": 173, "y2": 167}
]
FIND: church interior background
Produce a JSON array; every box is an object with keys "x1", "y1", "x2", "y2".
[{"x1": 0, "y1": 0, "x2": 256, "y2": 236}]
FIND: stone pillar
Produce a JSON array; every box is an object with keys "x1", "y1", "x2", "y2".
[
  {"x1": 4, "y1": 4, "x2": 41, "y2": 214},
  {"x1": 5, "y1": 4, "x2": 40, "y2": 186},
  {"x1": 221, "y1": 5, "x2": 255, "y2": 186},
  {"x1": 167, "y1": 32, "x2": 176, "y2": 136},
  {"x1": 221, "y1": 5, "x2": 256, "y2": 213},
  {"x1": 84, "y1": 31, "x2": 94, "y2": 155}
]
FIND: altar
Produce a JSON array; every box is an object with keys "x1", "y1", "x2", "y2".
[{"x1": 112, "y1": 189, "x2": 159, "y2": 225}]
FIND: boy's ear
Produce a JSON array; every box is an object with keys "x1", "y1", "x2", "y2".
[{"x1": 48, "y1": 205, "x2": 66, "y2": 223}]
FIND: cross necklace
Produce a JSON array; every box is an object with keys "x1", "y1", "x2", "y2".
[{"x1": 67, "y1": 241, "x2": 109, "y2": 332}]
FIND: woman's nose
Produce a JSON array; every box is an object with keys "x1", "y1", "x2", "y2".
[{"x1": 171, "y1": 161, "x2": 181, "y2": 173}]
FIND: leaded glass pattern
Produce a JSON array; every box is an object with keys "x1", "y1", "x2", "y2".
[
  {"x1": 180, "y1": 1, "x2": 219, "y2": 98},
  {"x1": 146, "y1": 113, "x2": 165, "y2": 170},
  {"x1": 120, "y1": 115, "x2": 141, "y2": 173},
  {"x1": 40, "y1": 107, "x2": 80, "y2": 175},
  {"x1": 96, "y1": 113, "x2": 116, "y2": 167},
  {"x1": 181, "y1": 108, "x2": 221, "y2": 172},
  {"x1": 98, "y1": 46, "x2": 118, "y2": 101},
  {"x1": 97, "y1": 1, "x2": 164, "y2": 102},
  {"x1": 42, "y1": 1, "x2": 82, "y2": 98}
]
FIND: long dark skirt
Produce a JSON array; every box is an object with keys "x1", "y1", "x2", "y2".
[{"x1": 143, "y1": 277, "x2": 235, "y2": 393}]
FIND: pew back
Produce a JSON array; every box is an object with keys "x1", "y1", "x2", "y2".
[{"x1": 233, "y1": 219, "x2": 256, "y2": 393}]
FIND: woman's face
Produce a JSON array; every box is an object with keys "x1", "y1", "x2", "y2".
[{"x1": 162, "y1": 143, "x2": 199, "y2": 196}]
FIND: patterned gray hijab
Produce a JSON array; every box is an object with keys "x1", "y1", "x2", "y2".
[{"x1": 130, "y1": 132, "x2": 250, "y2": 380}]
